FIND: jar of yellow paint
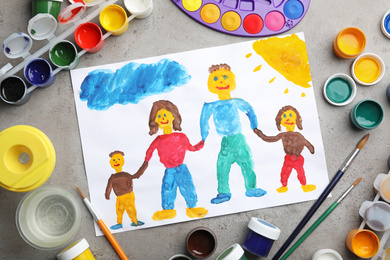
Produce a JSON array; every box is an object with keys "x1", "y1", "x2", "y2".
[
  {"x1": 57, "y1": 238, "x2": 95, "y2": 260},
  {"x1": 333, "y1": 27, "x2": 366, "y2": 59},
  {"x1": 351, "y1": 53, "x2": 385, "y2": 86},
  {"x1": 346, "y1": 228, "x2": 379, "y2": 258}
]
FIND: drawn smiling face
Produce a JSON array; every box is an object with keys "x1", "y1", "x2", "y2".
[
  {"x1": 207, "y1": 68, "x2": 236, "y2": 99},
  {"x1": 155, "y1": 109, "x2": 175, "y2": 132},
  {"x1": 110, "y1": 153, "x2": 124, "y2": 172},
  {"x1": 281, "y1": 109, "x2": 297, "y2": 132}
]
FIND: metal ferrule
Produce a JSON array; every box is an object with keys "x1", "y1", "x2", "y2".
[
  {"x1": 340, "y1": 148, "x2": 360, "y2": 172},
  {"x1": 84, "y1": 198, "x2": 100, "y2": 221}
]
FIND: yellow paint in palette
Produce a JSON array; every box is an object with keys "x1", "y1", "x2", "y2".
[
  {"x1": 99, "y1": 4, "x2": 128, "y2": 36},
  {"x1": 354, "y1": 56, "x2": 381, "y2": 84}
]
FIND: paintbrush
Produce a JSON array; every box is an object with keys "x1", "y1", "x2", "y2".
[
  {"x1": 75, "y1": 186, "x2": 129, "y2": 260},
  {"x1": 280, "y1": 177, "x2": 363, "y2": 260},
  {"x1": 272, "y1": 134, "x2": 369, "y2": 260}
]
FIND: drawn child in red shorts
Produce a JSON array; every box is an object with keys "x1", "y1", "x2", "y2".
[{"x1": 254, "y1": 105, "x2": 316, "y2": 193}]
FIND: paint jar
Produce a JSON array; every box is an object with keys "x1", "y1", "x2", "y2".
[
  {"x1": 57, "y1": 238, "x2": 95, "y2": 260},
  {"x1": 359, "y1": 201, "x2": 390, "y2": 232},
  {"x1": 381, "y1": 10, "x2": 390, "y2": 38},
  {"x1": 312, "y1": 249, "x2": 343, "y2": 260},
  {"x1": 0, "y1": 125, "x2": 56, "y2": 192},
  {"x1": 3, "y1": 32, "x2": 33, "y2": 59},
  {"x1": 32, "y1": 0, "x2": 63, "y2": 20},
  {"x1": 351, "y1": 53, "x2": 385, "y2": 86},
  {"x1": 28, "y1": 13, "x2": 58, "y2": 41},
  {"x1": 99, "y1": 4, "x2": 129, "y2": 36},
  {"x1": 24, "y1": 58, "x2": 56, "y2": 88},
  {"x1": 124, "y1": 0, "x2": 153, "y2": 19},
  {"x1": 74, "y1": 22, "x2": 104, "y2": 53},
  {"x1": 168, "y1": 254, "x2": 192, "y2": 260},
  {"x1": 350, "y1": 99, "x2": 383, "y2": 130},
  {"x1": 216, "y1": 243, "x2": 248, "y2": 260},
  {"x1": 49, "y1": 40, "x2": 80, "y2": 70},
  {"x1": 374, "y1": 174, "x2": 390, "y2": 203},
  {"x1": 346, "y1": 228, "x2": 379, "y2": 258},
  {"x1": 58, "y1": 2, "x2": 86, "y2": 25},
  {"x1": 242, "y1": 217, "x2": 281, "y2": 257},
  {"x1": 0, "y1": 76, "x2": 32, "y2": 105},
  {"x1": 16, "y1": 186, "x2": 81, "y2": 250},
  {"x1": 323, "y1": 73, "x2": 356, "y2": 106},
  {"x1": 333, "y1": 27, "x2": 366, "y2": 59},
  {"x1": 186, "y1": 227, "x2": 217, "y2": 259}
]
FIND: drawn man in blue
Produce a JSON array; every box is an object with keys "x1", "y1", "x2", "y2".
[{"x1": 200, "y1": 64, "x2": 267, "y2": 204}]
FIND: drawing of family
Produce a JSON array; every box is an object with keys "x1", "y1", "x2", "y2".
[{"x1": 105, "y1": 63, "x2": 316, "y2": 228}]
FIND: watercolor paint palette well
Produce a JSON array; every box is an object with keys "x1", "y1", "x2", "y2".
[{"x1": 172, "y1": 0, "x2": 310, "y2": 37}]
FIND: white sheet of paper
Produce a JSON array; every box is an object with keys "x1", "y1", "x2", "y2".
[{"x1": 70, "y1": 32, "x2": 329, "y2": 236}]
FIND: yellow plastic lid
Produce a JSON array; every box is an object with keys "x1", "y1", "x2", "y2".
[{"x1": 0, "y1": 125, "x2": 56, "y2": 192}]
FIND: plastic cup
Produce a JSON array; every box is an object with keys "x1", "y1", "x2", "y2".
[
  {"x1": 346, "y1": 229, "x2": 379, "y2": 258},
  {"x1": 124, "y1": 0, "x2": 153, "y2": 19},
  {"x1": 28, "y1": 13, "x2": 58, "y2": 41},
  {"x1": 24, "y1": 58, "x2": 56, "y2": 88},
  {"x1": 333, "y1": 27, "x2": 366, "y2": 59},
  {"x1": 186, "y1": 227, "x2": 217, "y2": 259},
  {"x1": 350, "y1": 99, "x2": 383, "y2": 130},
  {"x1": 374, "y1": 174, "x2": 390, "y2": 203},
  {"x1": 16, "y1": 186, "x2": 80, "y2": 250},
  {"x1": 32, "y1": 0, "x2": 63, "y2": 20},
  {"x1": 74, "y1": 22, "x2": 104, "y2": 53},
  {"x1": 323, "y1": 73, "x2": 356, "y2": 106},
  {"x1": 351, "y1": 53, "x2": 385, "y2": 86},
  {"x1": 49, "y1": 40, "x2": 80, "y2": 70},
  {"x1": 99, "y1": 4, "x2": 129, "y2": 36},
  {"x1": 3, "y1": 33, "x2": 33, "y2": 59},
  {"x1": 0, "y1": 76, "x2": 32, "y2": 105}
]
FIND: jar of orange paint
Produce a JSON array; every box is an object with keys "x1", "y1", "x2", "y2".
[
  {"x1": 333, "y1": 27, "x2": 366, "y2": 59},
  {"x1": 346, "y1": 229, "x2": 379, "y2": 258}
]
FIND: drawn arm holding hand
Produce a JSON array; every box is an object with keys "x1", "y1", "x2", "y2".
[{"x1": 253, "y1": 128, "x2": 282, "y2": 142}]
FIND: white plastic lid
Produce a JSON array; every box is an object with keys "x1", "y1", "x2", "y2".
[
  {"x1": 3, "y1": 33, "x2": 33, "y2": 59},
  {"x1": 28, "y1": 13, "x2": 58, "y2": 40},
  {"x1": 217, "y1": 243, "x2": 245, "y2": 260},
  {"x1": 247, "y1": 217, "x2": 281, "y2": 240},
  {"x1": 58, "y1": 2, "x2": 86, "y2": 25},
  {"x1": 57, "y1": 238, "x2": 90, "y2": 260}
]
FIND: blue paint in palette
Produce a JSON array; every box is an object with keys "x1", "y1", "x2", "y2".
[
  {"x1": 24, "y1": 58, "x2": 56, "y2": 87},
  {"x1": 80, "y1": 58, "x2": 191, "y2": 110}
]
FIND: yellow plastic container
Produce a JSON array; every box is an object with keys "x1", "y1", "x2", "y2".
[
  {"x1": 0, "y1": 125, "x2": 56, "y2": 192},
  {"x1": 99, "y1": 4, "x2": 129, "y2": 36},
  {"x1": 57, "y1": 238, "x2": 95, "y2": 260}
]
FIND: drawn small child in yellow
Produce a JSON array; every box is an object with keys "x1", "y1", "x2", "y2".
[
  {"x1": 105, "y1": 151, "x2": 145, "y2": 230},
  {"x1": 254, "y1": 106, "x2": 316, "y2": 193}
]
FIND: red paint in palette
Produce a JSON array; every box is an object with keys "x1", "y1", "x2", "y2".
[{"x1": 75, "y1": 22, "x2": 104, "y2": 53}]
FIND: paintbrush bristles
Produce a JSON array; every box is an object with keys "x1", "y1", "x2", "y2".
[
  {"x1": 75, "y1": 185, "x2": 86, "y2": 199},
  {"x1": 357, "y1": 134, "x2": 369, "y2": 150},
  {"x1": 353, "y1": 177, "x2": 363, "y2": 186}
]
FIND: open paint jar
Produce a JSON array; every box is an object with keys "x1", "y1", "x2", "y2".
[
  {"x1": 16, "y1": 186, "x2": 81, "y2": 250},
  {"x1": 186, "y1": 227, "x2": 217, "y2": 259},
  {"x1": 381, "y1": 10, "x2": 390, "y2": 38},
  {"x1": 359, "y1": 201, "x2": 390, "y2": 232},
  {"x1": 124, "y1": 0, "x2": 153, "y2": 19},
  {"x1": 168, "y1": 254, "x2": 192, "y2": 260},
  {"x1": 333, "y1": 27, "x2": 366, "y2": 59},
  {"x1": 74, "y1": 22, "x2": 104, "y2": 53},
  {"x1": 0, "y1": 76, "x2": 32, "y2": 105},
  {"x1": 99, "y1": 4, "x2": 129, "y2": 36},
  {"x1": 374, "y1": 174, "x2": 390, "y2": 203},
  {"x1": 216, "y1": 243, "x2": 248, "y2": 260},
  {"x1": 351, "y1": 53, "x2": 385, "y2": 86},
  {"x1": 350, "y1": 99, "x2": 383, "y2": 130},
  {"x1": 346, "y1": 228, "x2": 379, "y2": 258},
  {"x1": 49, "y1": 40, "x2": 80, "y2": 70},
  {"x1": 312, "y1": 249, "x2": 343, "y2": 260},
  {"x1": 24, "y1": 58, "x2": 56, "y2": 88},
  {"x1": 323, "y1": 73, "x2": 356, "y2": 106},
  {"x1": 57, "y1": 238, "x2": 95, "y2": 260},
  {"x1": 242, "y1": 217, "x2": 281, "y2": 257}
]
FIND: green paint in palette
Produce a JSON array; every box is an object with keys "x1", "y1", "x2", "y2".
[
  {"x1": 49, "y1": 40, "x2": 79, "y2": 70},
  {"x1": 325, "y1": 77, "x2": 352, "y2": 104}
]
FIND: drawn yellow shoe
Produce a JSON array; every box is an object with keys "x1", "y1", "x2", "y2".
[
  {"x1": 152, "y1": 209, "x2": 177, "y2": 221},
  {"x1": 301, "y1": 184, "x2": 316, "y2": 192},
  {"x1": 276, "y1": 186, "x2": 288, "y2": 193},
  {"x1": 186, "y1": 207, "x2": 208, "y2": 218}
]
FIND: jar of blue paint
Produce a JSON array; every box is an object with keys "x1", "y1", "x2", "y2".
[{"x1": 242, "y1": 217, "x2": 281, "y2": 257}]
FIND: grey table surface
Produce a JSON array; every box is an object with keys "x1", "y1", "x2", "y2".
[{"x1": 1, "y1": 0, "x2": 390, "y2": 259}]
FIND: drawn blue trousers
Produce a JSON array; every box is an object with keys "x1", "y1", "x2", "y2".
[{"x1": 162, "y1": 164, "x2": 198, "y2": 210}]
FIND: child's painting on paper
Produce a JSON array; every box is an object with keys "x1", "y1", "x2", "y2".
[{"x1": 70, "y1": 32, "x2": 329, "y2": 235}]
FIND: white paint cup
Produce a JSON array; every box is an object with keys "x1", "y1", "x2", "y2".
[{"x1": 124, "y1": 0, "x2": 153, "y2": 19}]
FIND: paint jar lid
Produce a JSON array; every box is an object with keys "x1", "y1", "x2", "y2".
[
  {"x1": 0, "y1": 63, "x2": 12, "y2": 76},
  {"x1": 0, "y1": 125, "x2": 56, "y2": 192},
  {"x1": 58, "y1": 2, "x2": 86, "y2": 25},
  {"x1": 57, "y1": 238, "x2": 92, "y2": 260},
  {"x1": 216, "y1": 243, "x2": 245, "y2": 260},
  {"x1": 381, "y1": 10, "x2": 390, "y2": 38},
  {"x1": 351, "y1": 53, "x2": 385, "y2": 86},
  {"x1": 28, "y1": 13, "x2": 58, "y2": 40},
  {"x1": 3, "y1": 33, "x2": 33, "y2": 59},
  {"x1": 247, "y1": 217, "x2": 281, "y2": 240},
  {"x1": 69, "y1": 0, "x2": 104, "y2": 7},
  {"x1": 323, "y1": 73, "x2": 356, "y2": 106}
]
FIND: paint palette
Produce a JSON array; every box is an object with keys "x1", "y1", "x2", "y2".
[{"x1": 171, "y1": 0, "x2": 310, "y2": 37}]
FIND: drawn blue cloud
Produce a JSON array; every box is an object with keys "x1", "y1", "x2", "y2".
[{"x1": 79, "y1": 58, "x2": 191, "y2": 110}]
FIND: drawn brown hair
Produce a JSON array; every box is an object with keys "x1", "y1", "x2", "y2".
[
  {"x1": 148, "y1": 100, "x2": 182, "y2": 135},
  {"x1": 275, "y1": 105, "x2": 303, "y2": 131},
  {"x1": 208, "y1": 63, "x2": 231, "y2": 73},
  {"x1": 109, "y1": 150, "x2": 124, "y2": 158}
]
